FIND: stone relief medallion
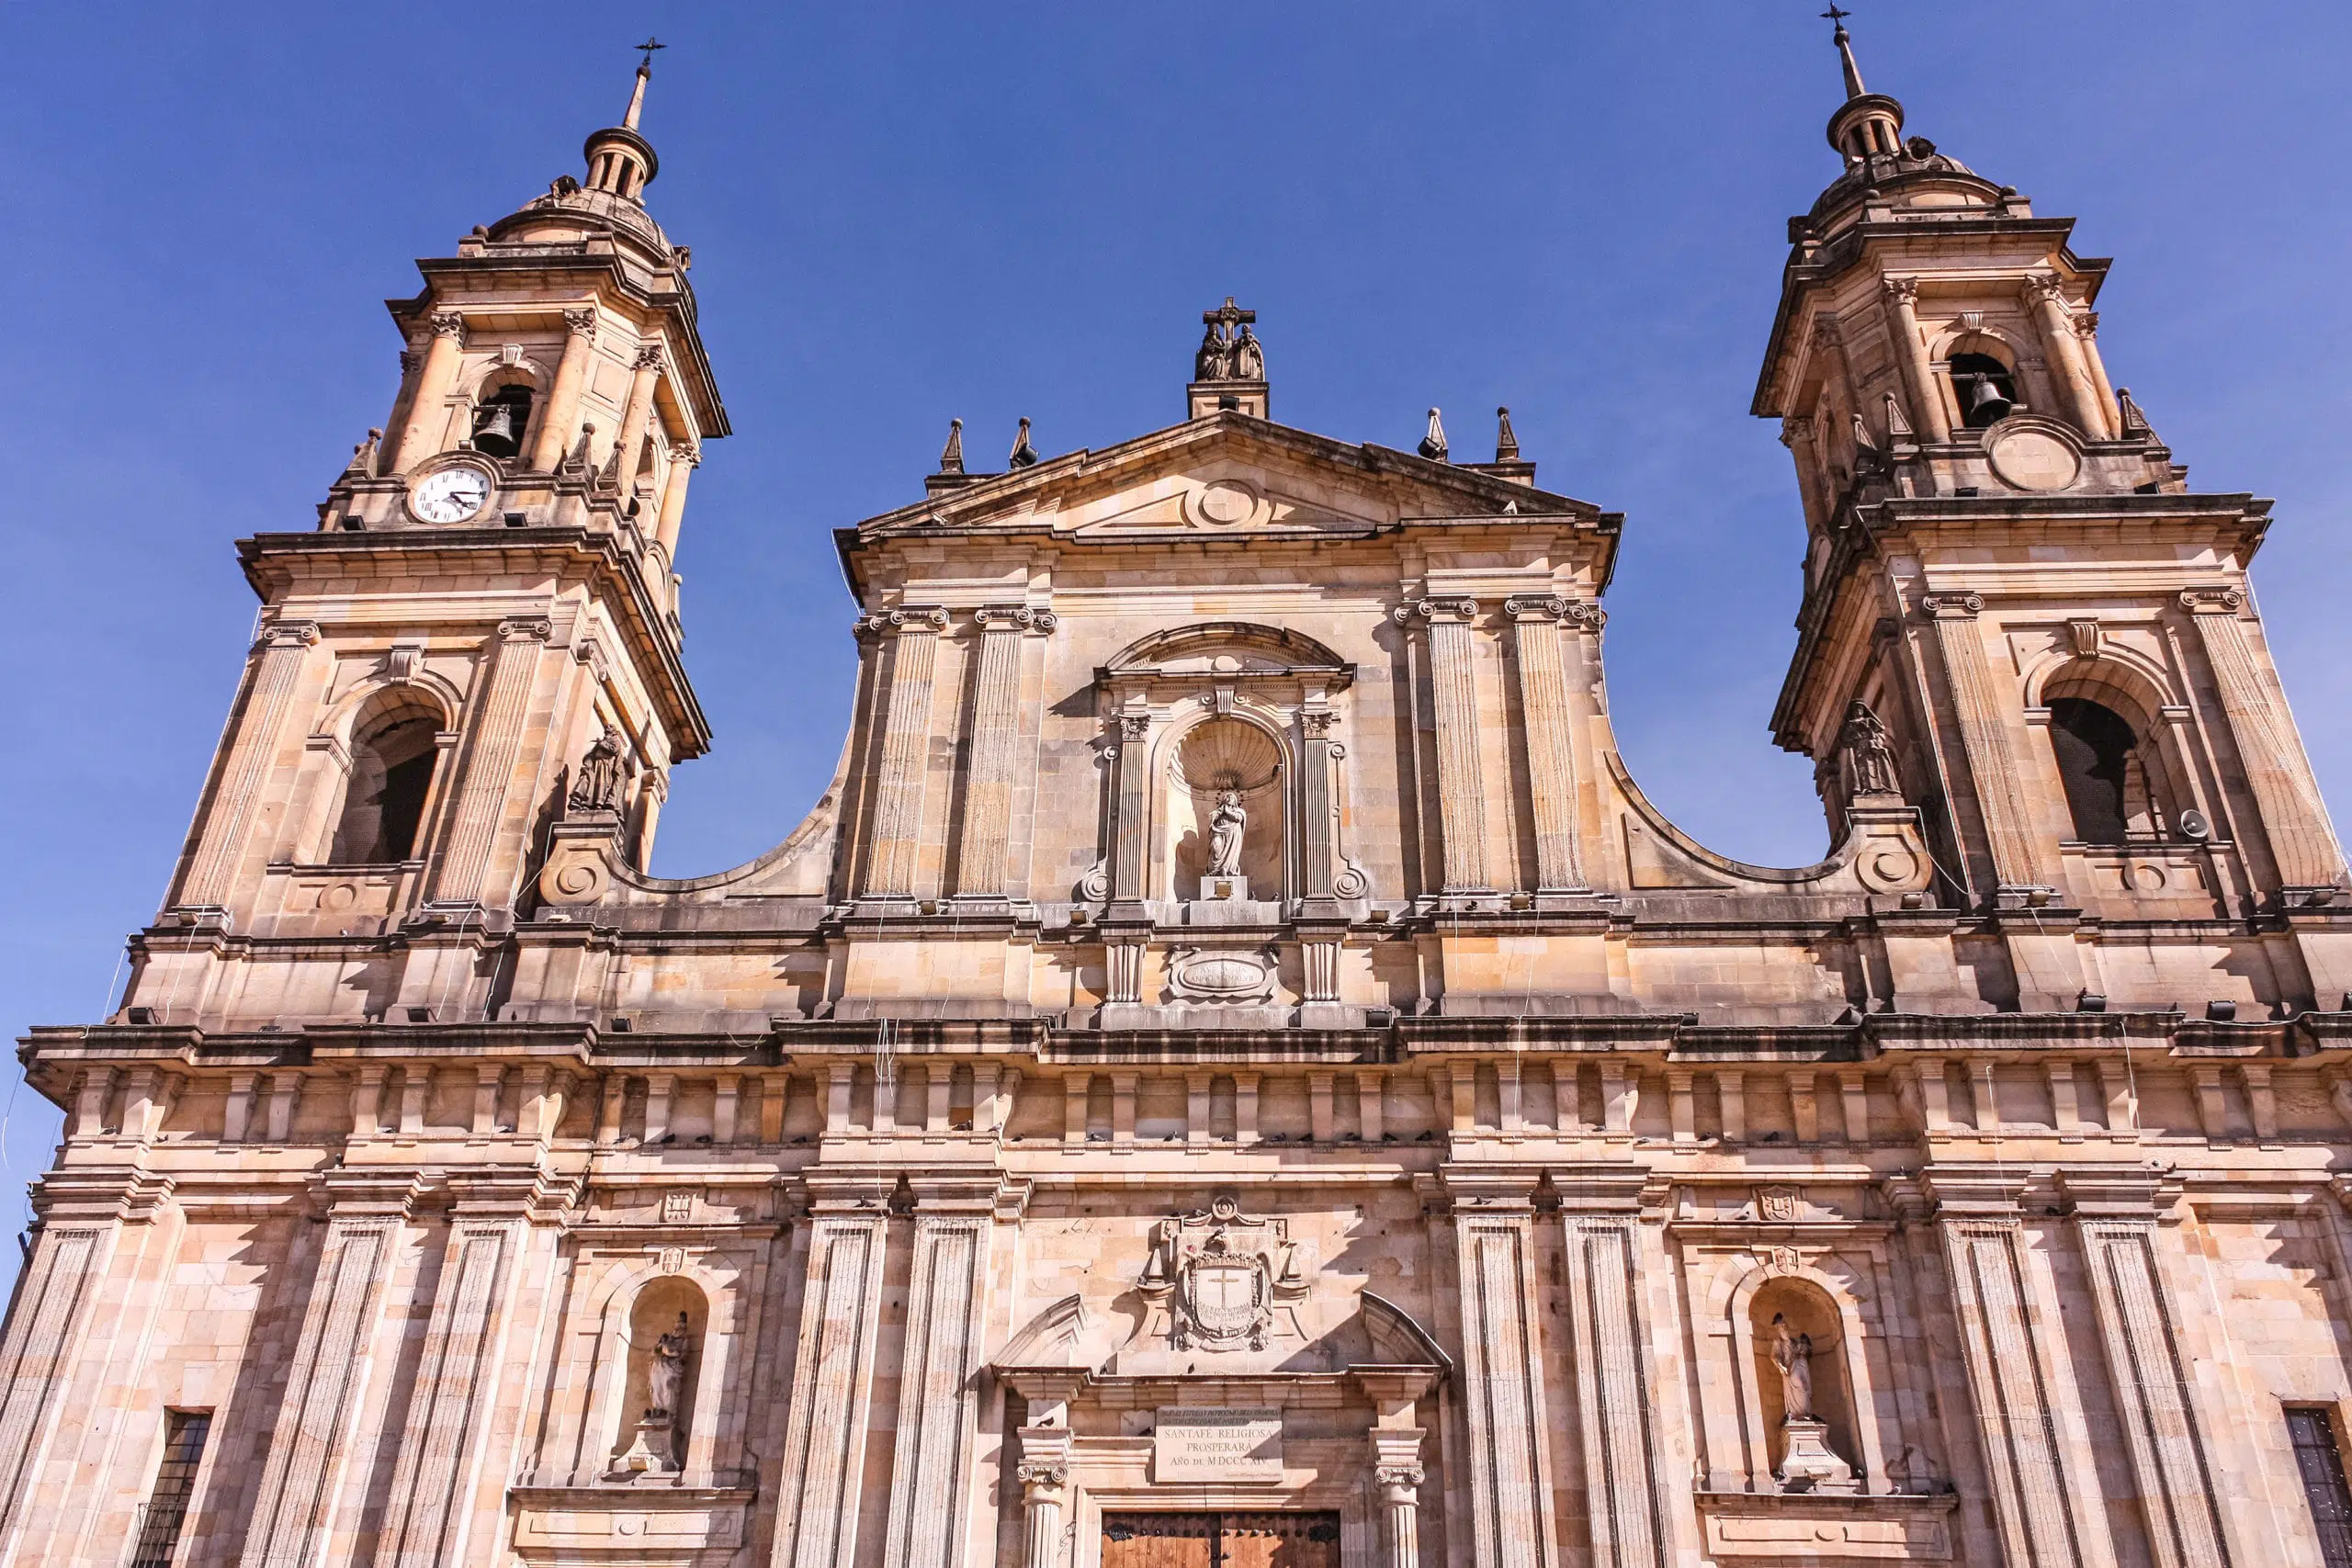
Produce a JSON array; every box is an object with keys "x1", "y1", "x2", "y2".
[
  {"x1": 1165, "y1": 946, "x2": 1280, "y2": 1003},
  {"x1": 1186, "y1": 479, "x2": 1261, "y2": 527},
  {"x1": 1985, "y1": 424, "x2": 2082, "y2": 491},
  {"x1": 1139, "y1": 1193, "x2": 1309, "y2": 1351}
]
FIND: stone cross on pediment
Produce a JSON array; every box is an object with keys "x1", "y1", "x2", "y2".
[{"x1": 1193, "y1": 299, "x2": 1266, "y2": 385}]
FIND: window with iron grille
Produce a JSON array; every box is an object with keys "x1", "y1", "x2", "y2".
[
  {"x1": 2290, "y1": 1407, "x2": 2352, "y2": 1568},
  {"x1": 128, "y1": 1410, "x2": 210, "y2": 1568}
]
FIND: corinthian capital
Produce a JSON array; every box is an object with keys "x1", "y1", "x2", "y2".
[
  {"x1": 561, "y1": 307, "x2": 599, "y2": 339},
  {"x1": 1881, "y1": 275, "x2": 1920, "y2": 308},
  {"x1": 429, "y1": 310, "x2": 467, "y2": 341},
  {"x1": 634, "y1": 343, "x2": 667, "y2": 373}
]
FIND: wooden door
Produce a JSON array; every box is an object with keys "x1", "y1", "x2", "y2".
[
  {"x1": 1217, "y1": 1513, "x2": 1340, "y2": 1568},
  {"x1": 1101, "y1": 1512, "x2": 1340, "y2": 1568},
  {"x1": 1102, "y1": 1513, "x2": 1216, "y2": 1568}
]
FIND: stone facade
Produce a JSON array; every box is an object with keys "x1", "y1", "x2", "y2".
[{"x1": 12, "y1": 27, "x2": 2352, "y2": 1568}]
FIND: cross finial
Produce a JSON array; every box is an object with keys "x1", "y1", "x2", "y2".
[
  {"x1": 1820, "y1": 5, "x2": 1849, "y2": 28},
  {"x1": 636, "y1": 36, "x2": 667, "y2": 70}
]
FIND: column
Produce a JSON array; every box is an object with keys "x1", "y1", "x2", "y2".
[
  {"x1": 1298, "y1": 697, "x2": 1340, "y2": 903},
  {"x1": 2073, "y1": 1213, "x2": 2229, "y2": 1568},
  {"x1": 375, "y1": 1195, "x2": 535, "y2": 1566},
  {"x1": 1506, "y1": 596, "x2": 1587, "y2": 891},
  {"x1": 1109, "y1": 702, "x2": 1154, "y2": 906},
  {"x1": 880, "y1": 1181, "x2": 1005, "y2": 1568},
  {"x1": 2182, "y1": 588, "x2": 2346, "y2": 890},
  {"x1": 654, "y1": 441, "x2": 697, "y2": 558},
  {"x1": 1560, "y1": 1211, "x2": 1668, "y2": 1568},
  {"x1": 1015, "y1": 1429, "x2": 1073, "y2": 1568},
  {"x1": 1922, "y1": 592, "x2": 2051, "y2": 896},
  {"x1": 1403, "y1": 597, "x2": 1490, "y2": 892},
  {"x1": 240, "y1": 1177, "x2": 418, "y2": 1568},
  {"x1": 1937, "y1": 1216, "x2": 2091, "y2": 1568},
  {"x1": 859, "y1": 608, "x2": 948, "y2": 900},
  {"x1": 1882, "y1": 276, "x2": 1952, "y2": 442},
  {"x1": 1448, "y1": 1177, "x2": 1558, "y2": 1568},
  {"x1": 773, "y1": 1194, "x2": 889, "y2": 1568},
  {"x1": 173, "y1": 620, "x2": 321, "y2": 915},
  {"x1": 613, "y1": 344, "x2": 664, "y2": 486},
  {"x1": 954, "y1": 607, "x2": 1045, "y2": 897},
  {"x1": 1370, "y1": 1434, "x2": 1426, "y2": 1568},
  {"x1": 2026, "y1": 276, "x2": 2112, "y2": 439},
  {"x1": 528, "y1": 308, "x2": 598, "y2": 472},
  {"x1": 391, "y1": 310, "x2": 466, "y2": 472},
  {"x1": 428, "y1": 616, "x2": 554, "y2": 909},
  {"x1": 2075, "y1": 312, "x2": 2120, "y2": 433}
]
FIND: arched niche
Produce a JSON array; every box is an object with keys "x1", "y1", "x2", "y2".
[
  {"x1": 610, "y1": 1275, "x2": 707, "y2": 1474},
  {"x1": 1161, "y1": 714, "x2": 1288, "y2": 900},
  {"x1": 1747, "y1": 1276, "x2": 1861, "y2": 1488}
]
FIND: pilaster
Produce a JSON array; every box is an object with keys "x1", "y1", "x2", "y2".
[
  {"x1": 771, "y1": 1182, "x2": 891, "y2": 1568},
  {"x1": 954, "y1": 606, "x2": 1054, "y2": 900},
  {"x1": 1505, "y1": 596, "x2": 1591, "y2": 893},
  {"x1": 427, "y1": 615, "x2": 556, "y2": 912},
  {"x1": 1921, "y1": 592, "x2": 2052, "y2": 897},
  {"x1": 171, "y1": 619, "x2": 321, "y2": 919},
  {"x1": 860, "y1": 607, "x2": 950, "y2": 901},
  {"x1": 2180, "y1": 588, "x2": 2345, "y2": 895},
  {"x1": 1442, "y1": 1168, "x2": 1558, "y2": 1568},
  {"x1": 1401, "y1": 597, "x2": 1491, "y2": 894}
]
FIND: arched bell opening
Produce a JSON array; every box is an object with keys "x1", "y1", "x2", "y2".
[
  {"x1": 327, "y1": 689, "x2": 447, "y2": 865},
  {"x1": 2038, "y1": 661, "x2": 2191, "y2": 845},
  {"x1": 1161, "y1": 716, "x2": 1289, "y2": 903}
]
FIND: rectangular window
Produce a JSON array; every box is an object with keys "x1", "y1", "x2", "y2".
[
  {"x1": 2290, "y1": 1407, "x2": 2352, "y2": 1568},
  {"x1": 129, "y1": 1410, "x2": 210, "y2": 1568}
]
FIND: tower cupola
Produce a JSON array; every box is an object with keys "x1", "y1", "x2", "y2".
[
  {"x1": 583, "y1": 40, "x2": 662, "y2": 201},
  {"x1": 1822, "y1": 8, "x2": 1905, "y2": 163}
]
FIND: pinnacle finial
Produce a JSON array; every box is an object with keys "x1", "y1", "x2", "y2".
[
  {"x1": 1008, "y1": 417, "x2": 1039, "y2": 469},
  {"x1": 939, "y1": 418, "x2": 965, "y2": 475},
  {"x1": 1821, "y1": 6, "x2": 1867, "y2": 100},
  {"x1": 1495, "y1": 406, "x2": 1520, "y2": 464}
]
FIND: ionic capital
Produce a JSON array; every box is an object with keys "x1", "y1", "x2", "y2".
[
  {"x1": 1919, "y1": 592, "x2": 1985, "y2": 621},
  {"x1": 255, "y1": 619, "x2": 322, "y2": 654},
  {"x1": 2177, "y1": 586, "x2": 2245, "y2": 616},
  {"x1": 976, "y1": 604, "x2": 1057, "y2": 634},
  {"x1": 1395, "y1": 595, "x2": 1479, "y2": 626},
  {"x1": 497, "y1": 615, "x2": 556, "y2": 644}
]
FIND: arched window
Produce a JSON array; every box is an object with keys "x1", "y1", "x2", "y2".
[
  {"x1": 2048, "y1": 696, "x2": 2137, "y2": 844},
  {"x1": 470, "y1": 382, "x2": 535, "y2": 458},
  {"x1": 1949, "y1": 352, "x2": 2018, "y2": 428},
  {"x1": 330, "y1": 716, "x2": 440, "y2": 863}
]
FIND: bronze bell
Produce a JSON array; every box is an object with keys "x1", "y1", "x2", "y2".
[
  {"x1": 1967, "y1": 376, "x2": 2012, "y2": 423},
  {"x1": 473, "y1": 401, "x2": 519, "y2": 453}
]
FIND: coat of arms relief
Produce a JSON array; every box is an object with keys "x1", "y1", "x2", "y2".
[{"x1": 1136, "y1": 1194, "x2": 1309, "y2": 1351}]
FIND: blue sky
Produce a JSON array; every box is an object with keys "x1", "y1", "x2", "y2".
[{"x1": 2, "y1": 1, "x2": 2349, "y2": 1276}]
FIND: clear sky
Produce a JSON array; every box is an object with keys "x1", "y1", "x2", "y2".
[{"x1": 2, "y1": 1, "x2": 2348, "y2": 1281}]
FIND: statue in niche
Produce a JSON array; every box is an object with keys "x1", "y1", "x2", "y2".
[
  {"x1": 1206, "y1": 788, "x2": 1248, "y2": 876},
  {"x1": 569, "y1": 732, "x2": 628, "y2": 815},
  {"x1": 1770, "y1": 1314, "x2": 1815, "y2": 1421},
  {"x1": 1838, "y1": 700, "x2": 1901, "y2": 797},
  {"x1": 647, "y1": 1311, "x2": 690, "y2": 1420}
]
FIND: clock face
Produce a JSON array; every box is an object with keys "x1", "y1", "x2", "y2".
[{"x1": 411, "y1": 466, "x2": 492, "y2": 523}]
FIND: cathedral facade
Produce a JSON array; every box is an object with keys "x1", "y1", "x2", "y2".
[{"x1": 12, "y1": 22, "x2": 2352, "y2": 1568}]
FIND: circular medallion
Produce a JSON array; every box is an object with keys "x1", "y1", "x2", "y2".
[
  {"x1": 1986, "y1": 427, "x2": 2080, "y2": 492},
  {"x1": 1193, "y1": 479, "x2": 1258, "y2": 526}
]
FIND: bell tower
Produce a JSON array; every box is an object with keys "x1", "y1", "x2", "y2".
[
  {"x1": 134, "y1": 49, "x2": 727, "y2": 1027},
  {"x1": 1755, "y1": 16, "x2": 2349, "y2": 1007}
]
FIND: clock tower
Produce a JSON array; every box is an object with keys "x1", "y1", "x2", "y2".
[{"x1": 140, "y1": 51, "x2": 726, "y2": 1023}]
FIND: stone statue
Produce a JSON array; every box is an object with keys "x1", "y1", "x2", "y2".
[
  {"x1": 1839, "y1": 701, "x2": 1900, "y2": 797},
  {"x1": 1195, "y1": 321, "x2": 1232, "y2": 381},
  {"x1": 647, "y1": 1311, "x2": 690, "y2": 1418},
  {"x1": 569, "y1": 733, "x2": 628, "y2": 815},
  {"x1": 1231, "y1": 323, "x2": 1264, "y2": 380},
  {"x1": 1770, "y1": 1314, "x2": 1815, "y2": 1421},
  {"x1": 1206, "y1": 789, "x2": 1247, "y2": 875}
]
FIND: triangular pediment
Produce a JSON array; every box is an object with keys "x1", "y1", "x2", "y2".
[{"x1": 850, "y1": 411, "x2": 1600, "y2": 544}]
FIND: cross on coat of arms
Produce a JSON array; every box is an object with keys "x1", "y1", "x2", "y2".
[{"x1": 1138, "y1": 1194, "x2": 1307, "y2": 1351}]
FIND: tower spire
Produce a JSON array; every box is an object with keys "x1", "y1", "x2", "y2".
[
  {"x1": 1823, "y1": 6, "x2": 1867, "y2": 100},
  {"x1": 625, "y1": 37, "x2": 664, "y2": 130}
]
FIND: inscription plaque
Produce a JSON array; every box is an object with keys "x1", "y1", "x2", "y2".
[{"x1": 1152, "y1": 1406, "x2": 1283, "y2": 1483}]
